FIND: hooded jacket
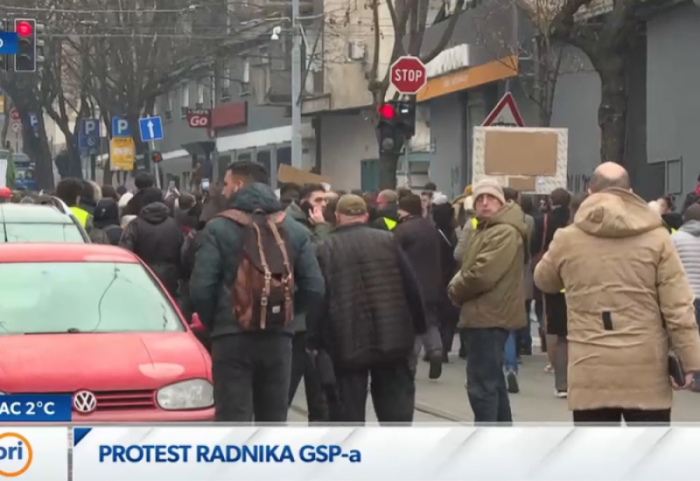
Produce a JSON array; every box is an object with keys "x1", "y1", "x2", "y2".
[
  {"x1": 672, "y1": 220, "x2": 700, "y2": 297},
  {"x1": 119, "y1": 202, "x2": 183, "y2": 297},
  {"x1": 189, "y1": 183, "x2": 325, "y2": 338},
  {"x1": 534, "y1": 188, "x2": 700, "y2": 411},
  {"x1": 448, "y1": 201, "x2": 528, "y2": 330}
]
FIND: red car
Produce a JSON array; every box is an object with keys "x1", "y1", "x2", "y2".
[{"x1": 0, "y1": 243, "x2": 214, "y2": 422}]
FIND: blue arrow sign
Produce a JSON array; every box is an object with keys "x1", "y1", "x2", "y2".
[
  {"x1": 139, "y1": 116, "x2": 163, "y2": 142},
  {"x1": 111, "y1": 116, "x2": 131, "y2": 137}
]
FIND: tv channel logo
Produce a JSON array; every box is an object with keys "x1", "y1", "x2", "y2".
[{"x1": 0, "y1": 433, "x2": 32, "y2": 477}]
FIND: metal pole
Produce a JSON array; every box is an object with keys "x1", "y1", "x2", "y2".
[
  {"x1": 291, "y1": 0, "x2": 303, "y2": 168},
  {"x1": 151, "y1": 140, "x2": 161, "y2": 189}
]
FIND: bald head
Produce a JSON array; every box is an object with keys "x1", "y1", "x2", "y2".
[{"x1": 589, "y1": 162, "x2": 631, "y2": 193}]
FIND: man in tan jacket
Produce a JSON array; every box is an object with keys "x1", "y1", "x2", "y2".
[
  {"x1": 448, "y1": 178, "x2": 527, "y2": 424},
  {"x1": 534, "y1": 162, "x2": 700, "y2": 425}
]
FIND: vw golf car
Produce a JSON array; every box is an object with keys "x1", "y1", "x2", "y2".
[{"x1": 0, "y1": 243, "x2": 214, "y2": 421}]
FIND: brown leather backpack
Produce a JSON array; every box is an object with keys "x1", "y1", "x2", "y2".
[{"x1": 215, "y1": 209, "x2": 294, "y2": 330}]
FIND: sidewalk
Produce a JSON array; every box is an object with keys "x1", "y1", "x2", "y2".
[{"x1": 291, "y1": 352, "x2": 700, "y2": 423}]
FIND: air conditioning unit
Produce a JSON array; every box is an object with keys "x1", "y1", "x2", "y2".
[{"x1": 347, "y1": 42, "x2": 365, "y2": 61}]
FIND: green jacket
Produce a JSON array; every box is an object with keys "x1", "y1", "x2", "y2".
[
  {"x1": 189, "y1": 183, "x2": 326, "y2": 338},
  {"x1": 285, "y1": 201, "x2": 332, "y2": 332},
  {"x1": 448, "y1": 201, "x2": 528, "y2": 331}
]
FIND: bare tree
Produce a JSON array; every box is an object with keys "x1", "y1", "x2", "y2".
[
  {"x1": 364, "y1": 0, "x2": 465, "y2": 189},
  {"x1": 549, "y1": 0, "x2": 662, "y2": 164}
]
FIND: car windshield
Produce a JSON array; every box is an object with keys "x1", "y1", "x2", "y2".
[
  {"x1": 1, "y1": 223, "x2": 85, "y2": 243},
  {"x1": 0, "y1": 262, "x2": 184, "y2": 334}
]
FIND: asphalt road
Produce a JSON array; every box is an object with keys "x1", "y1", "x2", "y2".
[{"x1": 289, "y1": 350, "x2": 700, "y2": 424}]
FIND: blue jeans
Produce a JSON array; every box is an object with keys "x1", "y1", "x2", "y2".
[
  {"x1": 464, "y1": 328, "x2": 512, "y2": 424},
  {"x1": 504, "y1": 331, "x2": 518, "y2": 373}
]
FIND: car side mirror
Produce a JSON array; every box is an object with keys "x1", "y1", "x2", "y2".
[{"x1": 190, "y1": 313, "x2": 204, "y2": 331}]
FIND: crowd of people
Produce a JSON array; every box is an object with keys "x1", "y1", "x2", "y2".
[{"x1": 5, "y1": 159, "x2": 700, "y2": 426}]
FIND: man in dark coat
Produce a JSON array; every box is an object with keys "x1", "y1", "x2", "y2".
[
  {"x1": 119, "y1": 188, "x2": 183, "y2": 298},
  {"x1": 393, "y1": 193, "x2": 444, "y2": 379},
  {"x1": 122, "y1": 172, "x2": 155, "y2": 217},
  {"x1": 285, "y1": 184, "x2": 332, "y2": 423},
  {"x1": 189, "y1": 161, "x2": 325, "y2": 423},
  {"x1": 309, "y1": 194, "x2": 426, "y2": 424}
]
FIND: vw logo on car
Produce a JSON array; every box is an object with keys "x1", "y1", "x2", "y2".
[{"x1": 72, "y1": 391, "x2": 97, "y2": 414}]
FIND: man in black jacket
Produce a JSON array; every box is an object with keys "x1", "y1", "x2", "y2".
[
  {"x1": 119, "y1": 188, "x2": 183, "y2": 298},
  {"x1": 122, "y1": 172, "x2": 155, "y2": 217},
  {"x1": 309, "y1": 194, "x2": 426, "y2": 424},
  {"x1": 394, "y1": 193, "x2": 444, "y2": 379}
]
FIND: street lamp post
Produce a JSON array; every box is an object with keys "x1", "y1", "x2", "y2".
[{"x1": 291, "y1": 0, "x2": 302, "y2": 169}]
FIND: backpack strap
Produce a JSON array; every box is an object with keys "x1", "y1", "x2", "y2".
[
  {"x1": 216, "y1": 209, "x2": 252, "y2": 225},
  {"x1": 250, "y1": 221, "x2": 272, "y2": 329},
  {"x1": 267, "y1": 215, "x2": 293, "y2": 323}
]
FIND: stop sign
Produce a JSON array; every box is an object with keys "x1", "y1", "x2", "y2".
[{"x1": 390, "y1": 56, "x2": 427, "y2": 95}]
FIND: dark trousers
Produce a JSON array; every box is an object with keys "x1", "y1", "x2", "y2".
[
  {"x1": 464, "y1": 328, "x2": 512, "y2": 424},
  {"x1": 288, "y1": 331, "x2": 328, "y2": 422},
  {"x1": 573, "y1": 408, "x2": 671, "y2": 426},
  {"x1": 438, "y1": 301, "x2": 460, "y2": 355},
  {"x1": 211, "y1": 333, "x2": 292, "y2": 423},
  {"x1": 333, "y1": 360, "x2": 415, "y2": 424}
]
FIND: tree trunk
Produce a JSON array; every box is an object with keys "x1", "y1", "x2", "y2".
[
  {"x1": 378, "y1": 151, "x2": 399, "y2": 190},
  {"x1": 596, "y1": 55, "x2": 627, "y2": 164},
  {"x1": 20, "y1": 116, "x2": 54, "y2": 190}
]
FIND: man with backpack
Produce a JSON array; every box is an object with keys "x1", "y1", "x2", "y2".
[{"x1": 189, "y1": 161, "x2": 325, "y2": 423}]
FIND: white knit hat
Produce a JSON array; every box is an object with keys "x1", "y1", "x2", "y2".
[
  {"x1": 118, "y1": 192, "x2": 133, "y2": 208},
  {"x1": 431, "y1": 192, "x2": 449, "y2": 205}
]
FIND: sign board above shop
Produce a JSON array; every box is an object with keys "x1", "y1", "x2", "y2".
[{"x1": 425, "y1": 44, "x2": 470, "y2": 79}]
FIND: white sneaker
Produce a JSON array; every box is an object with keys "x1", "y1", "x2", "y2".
[{"x1": 554, "y1": 390, "x2": 568, "y2": 398}]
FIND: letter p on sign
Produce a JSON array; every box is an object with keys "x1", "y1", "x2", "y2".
[{"x1": 390, "y1": 56, "x2": 427, "y2": 95}]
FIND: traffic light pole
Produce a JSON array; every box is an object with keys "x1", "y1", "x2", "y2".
[
  {"x1": 151, "y1": 140, "x2": 161, "y2": 189},
  {"x1": 291, "y1": 0, "x2": 302, "y2": 169}
]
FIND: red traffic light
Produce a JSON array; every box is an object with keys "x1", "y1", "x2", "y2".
[
  {"x1": 151, "y1": 152, "x2": 163, "y2": 163},
  {"x1": 16, "y1": 21, "x2": 32, "y2": 37},
  {"x1": 377, "y1": 104, "x2": 395, "y2": 119}
]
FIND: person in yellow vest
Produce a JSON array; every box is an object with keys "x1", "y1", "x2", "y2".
[
  {"x1": 56, "y1": 178, "x2": 93, "y2": 229},
  {"x1": 372, "y1": 189, "x2": 400, "y2": 231}
]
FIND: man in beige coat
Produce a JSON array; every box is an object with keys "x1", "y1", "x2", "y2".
[{"x1": 534, "y1": 162, "x2": 700, "y2": 425}]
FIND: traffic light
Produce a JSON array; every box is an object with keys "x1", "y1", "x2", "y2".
[
  {"x1": 151, "y1": 151, "x2": 163, "y2": 164},
  {"x1": 376, "y1": 100, "x2": 416, "y2": 155},
  {"x1": 14, "y1": 19, "x2": 37, "y2": 72}
]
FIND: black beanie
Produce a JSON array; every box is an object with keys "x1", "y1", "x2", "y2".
[{"x1": 398, "y1": 193, "x2": 422, "y2": 217}]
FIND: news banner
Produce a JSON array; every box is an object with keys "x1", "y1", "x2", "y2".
[{"x1": 0, "y1": 395, "x2": 697, "y2": 480}]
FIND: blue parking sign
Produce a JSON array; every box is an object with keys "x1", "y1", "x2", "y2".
[
  {"x1": 79, "y1": 118, "x2": 100, "y2": 154},
  {"x1": 111, "y1": 116, "x2": 131, "y2": 137}
]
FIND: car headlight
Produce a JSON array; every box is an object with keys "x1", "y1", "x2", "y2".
[{"x1": 156, "y1": 379, "x2": 213, "y2": 410}]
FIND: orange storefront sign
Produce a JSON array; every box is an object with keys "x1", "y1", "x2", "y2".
[{"x1": 416, "y1": 55, "x2": 518, "y2": 102}]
